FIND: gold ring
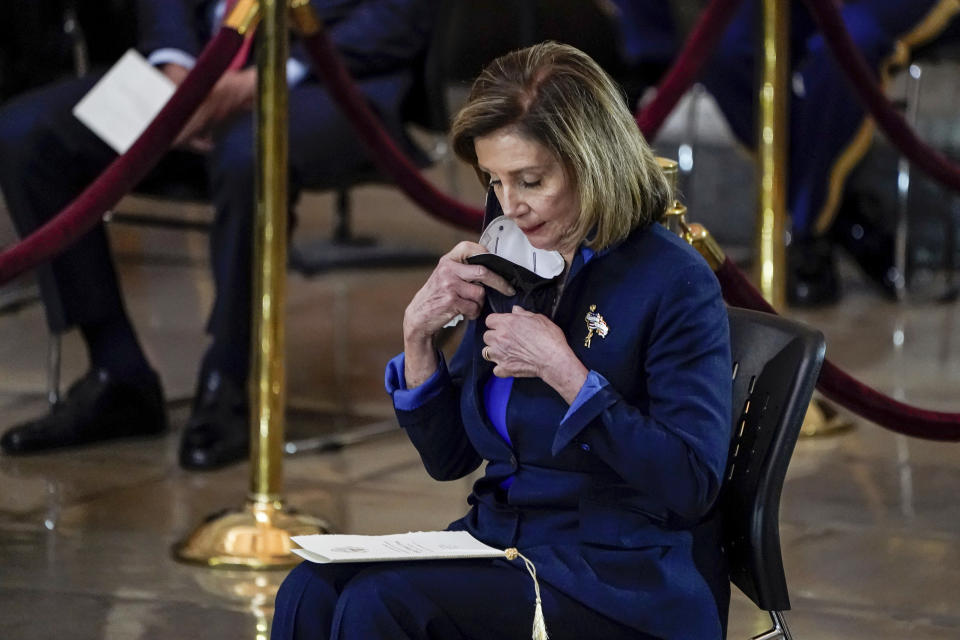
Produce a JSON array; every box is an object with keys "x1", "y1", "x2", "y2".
[{"x1": 482, "y1": 346, "x2": 492, "y2": 361}]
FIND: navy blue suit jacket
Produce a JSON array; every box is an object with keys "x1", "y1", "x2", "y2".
[{"x1": 394, "y1": 223, "x2": 733, "y2": 638}]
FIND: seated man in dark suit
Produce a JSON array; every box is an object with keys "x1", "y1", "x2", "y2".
[{"x1": 0, "y1": 0, "x2": 436, "y2": 469}]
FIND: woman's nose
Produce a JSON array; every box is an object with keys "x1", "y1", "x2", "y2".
[{"x1": 499, "y1": 186, "x2": 527, "y2": 217}]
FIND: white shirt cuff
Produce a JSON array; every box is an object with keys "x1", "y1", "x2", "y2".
[{"x1": 147, "y1": 49, "x2": 197, "y2": 71}]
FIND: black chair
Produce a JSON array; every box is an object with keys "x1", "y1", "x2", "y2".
[{"x1": 722, "y1": 307, "x2": 826, "y2": 639}]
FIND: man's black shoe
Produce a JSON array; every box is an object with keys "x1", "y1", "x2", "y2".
[
  {"x1": 178, "y1": 371, "x2": 249, "y2": 471},
  {"x1": 0, "y1": 368, "x2": 167, "y2": 455},
  {"x1": 787, "y1": 236, "x2": 841, "y2": 307}
]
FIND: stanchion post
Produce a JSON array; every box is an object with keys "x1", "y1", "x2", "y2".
[
  {"x1": 756, "y1": 0, "x2": 789, "y2": 310},
  {"x1": 657, "y1": 157, "x2": 724, "y2": 268},
  {"x1": 755, "y1": 1, "x2": 852, "y2": 437},
  {"x1": 173, "y1": 0, "x2": 330, "y2": 569},
  {"x1": 250, "y1": 0, "x2": 289, "y2": 507}
]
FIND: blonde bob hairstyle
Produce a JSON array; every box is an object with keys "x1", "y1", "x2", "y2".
[{"x1": 451, "y1": 41, "x2": 670, "y2": 251}]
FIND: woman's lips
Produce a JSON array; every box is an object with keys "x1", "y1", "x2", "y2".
[{"x1": 522, "y1": 222, "x2": 545, "y2": 234}]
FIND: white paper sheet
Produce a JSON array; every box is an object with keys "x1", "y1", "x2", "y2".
[
  {"x1": 291, "y1": 530, "x2": 503, "y2": 564},
  {"x1": 72, "y1": 49, "x2": 176, "y2": 154}
]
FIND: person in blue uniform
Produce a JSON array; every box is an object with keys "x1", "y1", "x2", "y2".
[
  {"x1": 272, "y1": 42, "x2": 732, "y2": 639},
  {"x1": 611, "y1": 0, "x2": 958, "y2": 305},
  {"x1": 0, "y1": 0, "x2": 435, "y2": 468}
]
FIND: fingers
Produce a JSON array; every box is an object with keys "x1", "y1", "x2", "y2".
[
  {"x1": 444, "y1": 240, "x2": 488, "y2": 263},
  {"x1": 472, "y1": 268, "x2": 515, "y2": 297},
  {"x1": 453, "y1": 290, "x2": 484, "y2": 320},
  {"x1": 430, "y1": 284, "x2": 484, "y2": 322},
  {"x1": 442, "y1": 242, "x2": 516, "y2": 296},
  {"x1": 444, "y1": 242, "x2": 518, "y2": 297},
  {"x1": 185, "y1": 135, "x2": 214, "y2": 153},
  {"x1": 174, "y1": 107, "x2": 209, "y2": 147},
  {"x1": 161, "y1": 63, "x2": 189, "y2": 86},
  {"x1": 407, "y1": 270, "x2": 484, "y2": 334},
  {"x1": 452, "y1": 299, "x2": 482, "y2": 321},
  {"x1": 411, "y1": 240, "x2": 535, "y2": 337},
  {"x1": 439, "y1": 272, "x2": 486, "y2": 318}
]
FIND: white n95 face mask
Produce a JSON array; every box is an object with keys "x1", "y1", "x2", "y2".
[
  {"x1": 441, "y1": 192, "x2": 567, "y2": 327},
  {"x1": 478, "y1": 216, "x2": 565, "y2": 279}
]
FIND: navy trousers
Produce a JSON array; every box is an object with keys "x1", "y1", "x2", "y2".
[
  {"x1": 271, "y1": 559, "x2": 648, "y2": 640},
  {"x1": 0, "y1": 70, "x2": 414, "y2": 377}
]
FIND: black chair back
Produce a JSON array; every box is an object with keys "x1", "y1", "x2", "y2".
[{"x1": 722, "y1": 308, "x2": 826, "y2": 612}]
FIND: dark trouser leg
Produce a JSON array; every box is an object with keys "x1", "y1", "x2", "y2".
[
  {"x1": 0, "y1": 74, "x2": 152, "y2": 377},
  {"x1": 0, "y1": 75, "x2": 165, "y2": 453},
  {"x1": 272, "y1": 559, "x2": 644, "y2": 640},
  {"x1": 0, "y1": 75, "x2": 123, "y2": 330},
  {"x1": 203, "y1": 112, "x2": 259, "y2": 386}
]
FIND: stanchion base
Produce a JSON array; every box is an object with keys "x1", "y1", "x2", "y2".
[
  {"x1": 800, "y1": 396, "x2": 855, "y2": 438},
  {"x1": 173, "y1": 498, "x2": 332, "y2": 569}
]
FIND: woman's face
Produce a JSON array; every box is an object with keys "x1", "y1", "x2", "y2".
[{"x1": 475, "y1": 127, "x2": 580, "y2": 260}]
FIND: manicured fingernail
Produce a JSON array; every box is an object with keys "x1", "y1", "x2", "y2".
[{"x1": 507, "y1": 287, "x2": 516, "y2": 296}]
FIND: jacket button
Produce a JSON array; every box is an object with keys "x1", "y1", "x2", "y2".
[
  {"x1": 580, "y1": 442, "x2": 591, "y2": 452},
  {"x1": 509, "y1": 455, "x2": 518, "y2": 468}
]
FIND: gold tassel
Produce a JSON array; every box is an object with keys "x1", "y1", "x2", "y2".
[{"x1": 505, "y1": 547, "x2": 549, "y2": 640}]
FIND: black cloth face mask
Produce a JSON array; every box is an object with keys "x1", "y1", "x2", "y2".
[
  {"x1": 466, "y1": 253, "x2": 564, "y2": 315},
  {"x1": 469, "y1": 189, "x2": 566, "y2": 316}
]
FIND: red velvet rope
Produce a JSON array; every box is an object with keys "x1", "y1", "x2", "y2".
[
  {"x1": 715, "y1": 257, "x2": 960, "y2": 441},
  {"x1": 803, "y1": 0, "x2": 960, "y2": 194},
  {"x1": 636, "y1": 0, "x2": 744, "y2": 138},
  {"x1": 300, "y1": 29, "x2": 485, "y2": 231},
  {"x1": 0, "y1": 29, "x2": 244, "y2": 285}
]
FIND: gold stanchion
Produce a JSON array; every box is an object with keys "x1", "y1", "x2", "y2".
[
  {"x1": 800, "y1": 394, "x2": 853, "y2": 437},
  {"x1": 658, "y1": 158, "x2": 690, "y2": 239},
  {"x1": 174, "y1": 0, "x2": 330, "y2": 569},
  {"x1": 756, "y1": 0, "x2": 788, "y2": 311},
  {"x1": 756, "y1": 1, "x2": 851, "y2": 437},
  {"x1": 658, "y1": 157, "x2": 679, "y2": 200},
  {"x1": 657, "y1": 158, "x2": 724, "y2": 268}
]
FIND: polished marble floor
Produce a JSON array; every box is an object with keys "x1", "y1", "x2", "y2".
[{"x1": 1, "y1": 154, "x2": 960, "y2": 639}]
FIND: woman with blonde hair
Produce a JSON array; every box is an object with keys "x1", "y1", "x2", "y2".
[{"x1": 274, "y1": 42, "x2": 731, "y2": 639}]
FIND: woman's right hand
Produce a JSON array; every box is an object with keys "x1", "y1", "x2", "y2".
[{"x1": 402, "y1": 241, "x2": 515, "y2": 387}]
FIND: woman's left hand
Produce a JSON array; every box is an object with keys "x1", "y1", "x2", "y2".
[{"x1": 483, "y1": 306, "x2": 588, "y2": 404}]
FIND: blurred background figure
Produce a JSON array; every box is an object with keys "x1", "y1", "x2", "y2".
[
  {"x1": 610, "y1": 0, "x2": 959, "y2": 306},
  {"x1": 0, "y1": 0, "x2": 436, "y2": 469}
]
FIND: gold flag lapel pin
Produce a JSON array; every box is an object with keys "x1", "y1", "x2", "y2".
[{"x1": 584, "y1": 305, "x2": 609, "y2": 348}]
